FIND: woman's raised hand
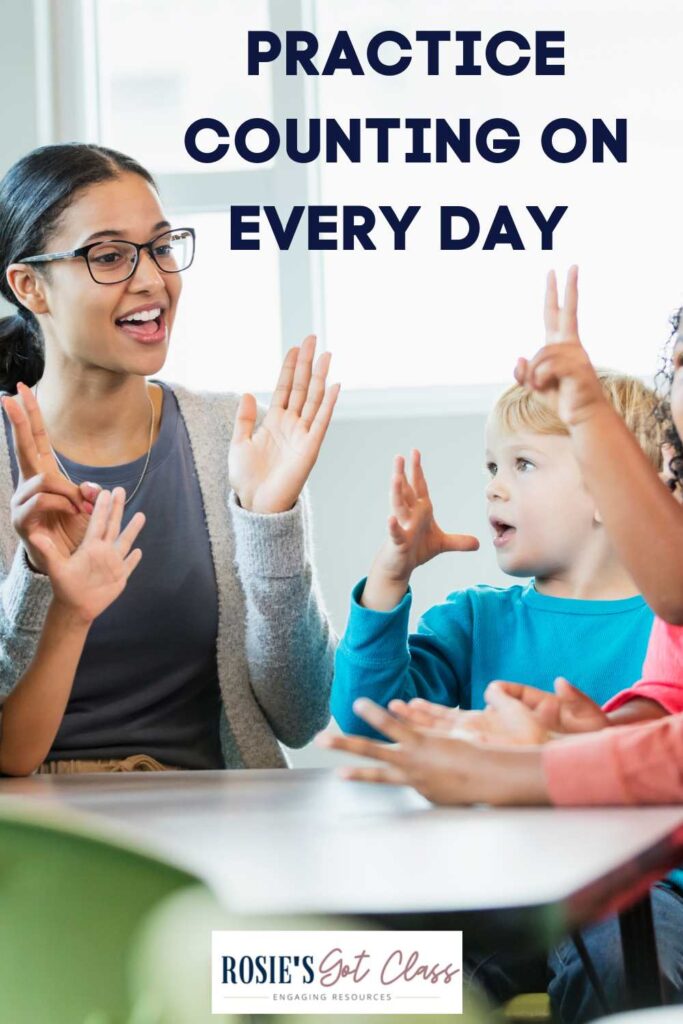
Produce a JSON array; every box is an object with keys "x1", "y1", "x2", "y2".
[
  {"x1": 2, "y1": 382, "x2": 101, "y2": 574},
  {"x1": 514, "y1": 266, "x2": 605, "y2": 427},
  {"x1": 30, "y1": 487, "x2": 145, "y2": 624},
  {"x1": 375, "y1": 449, "x2": 479, "y2": 583},
  {"x1": 228, "y1": 335, "x2": 340, "y2": 514}
]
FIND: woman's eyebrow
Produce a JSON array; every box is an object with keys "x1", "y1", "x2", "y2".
[{"x1": 81, "y1": 220, "x2": 171, "y2": 244}]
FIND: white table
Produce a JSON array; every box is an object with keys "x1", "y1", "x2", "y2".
[{"x1": 2, "y1": 767, "x2": 682, "y2": 1010}]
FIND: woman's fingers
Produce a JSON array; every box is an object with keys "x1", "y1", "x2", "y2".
[
  {"x1": 123, "y1": 547, "x2": 143, "y2": 579},
  {"x1": 84, "y1": 488, "x2": 112, "y2": 541},
  {"x1": 287, "y1": 334, "x2": 317, "y2": 416},
  {"x1": 13, "y1": 471, "x2": 85, "y2": 514},
  {"x1": 16, "y1": 382, "x2": 54, "y2": 463},
  {"x1": 300, "y1": 351, "x2": 331, "y2": 429},
  {"x1": 308, "y1": 382, "x2": 340, "y2": 445},
  {"x1": 270, "y1": 346, "x2": 300, "y2": 410},
  {"x1": 2, "y1": 394, "x2": 40, "y2": 480},
  {"x1": 26, "y1": 532, "x2": 61, "y2": 574},
  {"x1": 115, "y1": 511, "x2": 146, "y2": 558},
  {"x1": 18, "y1": 493, "x2": 78, "y2": 521},
  {"x1": 337, "y1": 764, "x2": 408, "y2": 786},
  {"x1": 233, "y1": 393, "x2": 258, "y2": 444},
  {"x1": 104, "y1": 487, "x2": 126, "y2": 543}
]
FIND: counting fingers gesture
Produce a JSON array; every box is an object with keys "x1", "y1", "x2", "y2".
[
  {"x1": 375, "y1": 449, "x2": 479, "y2": 584},
  {"x1": 3, "y1": 382, "x2": 100, "y2": 573},
  {"x1": 514, "y1": 266, "x2": 605, "y2": 427},
  {"x1": 30, "y1": 487, "x2": 145, "y2": 624}
]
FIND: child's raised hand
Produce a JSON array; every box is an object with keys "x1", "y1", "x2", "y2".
[
  {"x1": 375, "y1": 450, "x2": 479, "y2": 582},
  {"x1": 29, "y1": 487, "x2": 145, "y2": 625},
  {"x1": 515, "y1": 266, "x2": 606, "y2": 427}
]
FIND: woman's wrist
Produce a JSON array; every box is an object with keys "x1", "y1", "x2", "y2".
[{"x1": 47, "y1": 598, "x2": 94, "y2": 635}]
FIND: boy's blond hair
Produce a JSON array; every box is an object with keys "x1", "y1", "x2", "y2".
[{"x1": 492, "y1": 370, "x2": 662, "y2": 469}]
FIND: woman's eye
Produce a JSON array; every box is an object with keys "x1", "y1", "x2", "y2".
[
  {"x1": 153, "y1": 244, "x2": 173, "y2": 257},
  {"x1": 93, "y1": 252, "x2": 123, "y2": 265}
]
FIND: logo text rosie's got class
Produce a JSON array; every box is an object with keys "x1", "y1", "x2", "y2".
[
  {"x1": 211, "y1": 931, "x2": 463, "y2": 1015},
  {"x1": 221, "y1": 947, "x2": 460, "y2": 986}
]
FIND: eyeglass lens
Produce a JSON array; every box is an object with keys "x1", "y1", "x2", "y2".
[{"x1": 87, "y1": 229, "x2": 194, "y2": 283}]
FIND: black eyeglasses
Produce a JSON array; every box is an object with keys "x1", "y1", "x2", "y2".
[{"x1": 18, "y1": 227, "x2": 196, "y2": 285}]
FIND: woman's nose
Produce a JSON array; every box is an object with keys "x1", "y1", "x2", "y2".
[{"x1": 131, "y1": 248, "x2": 165, "y2": 290}]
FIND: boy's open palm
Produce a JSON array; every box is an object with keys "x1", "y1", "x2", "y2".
[
  {"x1": 378, "y1": 450, "x2": 479, "y2": 580},
  {"x1": 29, "y1": 487, "x2": 145, "y2": 624}
]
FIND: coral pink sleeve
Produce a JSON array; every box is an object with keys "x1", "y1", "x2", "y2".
[
  {"x1": 542, "y1": 714, "x2": 683, "y2": 805},
  {"x1": 603, "y1": 616, "x2": 683, "y2": 715}
]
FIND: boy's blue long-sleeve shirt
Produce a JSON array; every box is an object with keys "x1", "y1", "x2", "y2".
[{"x1": 331, "y1": 579, "x2": 654, "y2": 737}]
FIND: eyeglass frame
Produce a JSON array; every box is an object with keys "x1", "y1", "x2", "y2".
[{"x1": 17, "y1": 226, "x2": 196, "y2": 284}]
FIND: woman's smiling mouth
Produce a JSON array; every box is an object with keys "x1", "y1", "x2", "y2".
[{"x1": 115, "y1": 305, "x2": 167, "y2": 344}]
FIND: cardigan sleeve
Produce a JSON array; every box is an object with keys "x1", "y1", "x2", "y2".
[
  {"x1": 228, "y1": 486, "x2": 337, "y2": 748},
  {"x1": 542, "y1": 714, "x2": 683, "y2": 805},
  {"x1": 0, "y1": 542, "x2": 53, "y2": 698}
]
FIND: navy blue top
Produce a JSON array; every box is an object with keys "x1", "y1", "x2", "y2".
[{"x1": 2, "y1": 380, "x2": 224, "y2": 768}]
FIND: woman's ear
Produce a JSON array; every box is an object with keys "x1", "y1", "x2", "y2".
[
  {"x1": 593, "y1": 505, "x2": 603, "y2": 526},
  {"x1": 5, "y1": 264, "x2": 49, "y2": 316}
]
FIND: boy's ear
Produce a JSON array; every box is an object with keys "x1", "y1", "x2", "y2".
[{"x1": 593, "y1": 506, "x2": 603, "y2": 526}]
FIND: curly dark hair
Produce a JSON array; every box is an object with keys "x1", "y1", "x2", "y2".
[{"x1": 654, "y1": 306, "x2": 683, "y2": 489}]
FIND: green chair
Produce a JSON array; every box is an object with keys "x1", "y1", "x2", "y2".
[{"x1": 0, "y1": 802, "x2": 199, "y2": 1024}]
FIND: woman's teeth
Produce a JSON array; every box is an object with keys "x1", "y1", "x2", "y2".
[{"x1": 117, "y1": 307, "x2": 161, "y2": 324}]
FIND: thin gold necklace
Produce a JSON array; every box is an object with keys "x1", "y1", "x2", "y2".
[{"x1": 33, "y1": 381, "x2": 156, "y2": 507}]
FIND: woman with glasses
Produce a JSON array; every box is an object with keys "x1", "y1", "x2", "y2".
[{"x1": 0, "y1": 142, "x2": 338, "y2": 775}]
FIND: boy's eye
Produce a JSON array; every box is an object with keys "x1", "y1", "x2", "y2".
[
  {"x1": 486, "y1": 462, "x2": 497, "y2": 477},
  {"x1": 516, "y1": 458, "x2": 535, "y2": 472}
]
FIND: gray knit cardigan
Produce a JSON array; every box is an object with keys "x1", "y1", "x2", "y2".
[{"x1": 0, "y1": 382, "x2": 337, "y2": 768}]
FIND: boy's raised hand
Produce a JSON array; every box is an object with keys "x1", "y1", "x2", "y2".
[
  {"x1": 29, "y1": 487, "x2": 145, "y2": 625},
  {"x1": 515, "y1": 266, "x2": 606, "y2": 427},
  {"x1": 362, "y1": 450, "x2": 479, "y2": 610}
]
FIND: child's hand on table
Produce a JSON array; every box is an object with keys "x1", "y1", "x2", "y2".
[
  {"x1": 515, "y1": 266, "x2": 607, "y2": 428},
  {"x1": 362, "y1": 449, "x2": 479, "y2": 611},
  {"x1": 316, "y1": 697, "x2": 549, "y2": 806},
  {"x1": 30, "y1": 486, "x2": 145, "y2": 626},
  {"x1": 387, "y1": 677, "x2": 609, "y2": 746},
  {"x1": 387, "y1": 696, "x2": 553, "y2": 745}
]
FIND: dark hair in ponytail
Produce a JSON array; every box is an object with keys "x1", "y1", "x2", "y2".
[{"x1": 0, "y1": 143, "x2": 158, "y2": 393}]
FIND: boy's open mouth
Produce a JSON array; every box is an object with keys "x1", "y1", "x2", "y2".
[{"x1": 490, "y1": 517, "x2": 516, "y2": 546}]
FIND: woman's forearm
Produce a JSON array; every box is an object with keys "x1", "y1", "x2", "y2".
[
  {"x1": 0, "y1": 600, "x2": 90, "y2": 775},
  {"x1": 570, "y1": 403, "x2": 683, "y2": 622}
]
